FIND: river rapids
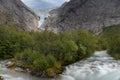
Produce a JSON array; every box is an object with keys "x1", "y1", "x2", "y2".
[{"x1": 1, "y1": 51, "x2": 120, "y2": 80}]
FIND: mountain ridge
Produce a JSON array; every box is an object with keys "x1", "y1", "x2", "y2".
[
  {"x1": 41, "y1": 0, "x2": 120, "y2": 33},
  {"x1": 0, "y1": 0, "x2": 39, "y2": 31}
]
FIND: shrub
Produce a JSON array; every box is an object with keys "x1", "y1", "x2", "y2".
[
  {"x1": 100, "y1": 25, "x2": 120, "y2": 59},
  {"x1": 0, "y1": 25, "x2": 97, "y2": 71}
]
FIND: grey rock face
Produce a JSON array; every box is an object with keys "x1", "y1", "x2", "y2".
[
  {"x1": 41, "y1": 0, "x2": 120, "y2": 33},
  {"x1": 0, "y1": 0, "x2": 39, "y2": 31}
]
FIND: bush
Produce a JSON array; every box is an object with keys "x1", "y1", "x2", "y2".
[
  {"x1": 100, "y1": 25, "x2": 120, "y2": 59},
  {"x1": 47, "y1": 54, "x2": 57, "y2": 68},
  {"x1": 0, "y1": 25, "x2": 97, "y2": 72},
  {"x1": 33, "y1": 55, "x2": 49, "y2": 71},
  {"x1": 61, "y1": 30, "x2": 97, "y2": 60}
]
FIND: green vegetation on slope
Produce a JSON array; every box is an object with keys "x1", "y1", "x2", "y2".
[
  {"x1": 0, "y1": 25, "x2": 97, "y2": 75},
  {"x1": 100, "y1": 25, "x2": 120, "y2": 59},
  {"x1": 0, "y1": 23, "x2": 120, "y2": 77}
]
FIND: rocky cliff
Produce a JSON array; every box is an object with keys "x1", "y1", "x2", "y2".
[
  {"x1": 0, "y1": 0, "x2": 39, "y2": 31},
  {"x1": 41, "y1": 0, "x2": 120, "y2": 33}
]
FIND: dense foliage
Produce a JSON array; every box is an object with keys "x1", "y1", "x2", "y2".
[
  {"x1": 0, "y1": 24, "x2": 120, "y2": 76},
  {"x1": 100, "y1": 25, "x2": 120, "y2": 59},
  {"x1": 0, "y1": 25, "x2": 97, "y2": 74},
  {"x1": 0, "y1": 24, "x2": 120, "y2": 75}
]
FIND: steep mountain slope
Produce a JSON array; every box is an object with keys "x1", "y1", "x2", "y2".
[
  {"x1": 0, "y1": 0, "x2": 39, "y2": 31},
  {"x1": 41, "y1": 0, "x2": 120, "y2": 33}
]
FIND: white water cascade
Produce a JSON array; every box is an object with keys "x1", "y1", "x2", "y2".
[
  {"x1": 59, "y1": 51, "x2": 120, "y2": 80},
  {"x1": 32, "y1": 8, "x2": 53, "y2": 27},
  {"x1": 1, "y1": 51, "x2": 120, "y2": 80},
  {"x1": 0, "y1": 61, "x2": 41, "y2": 80}
]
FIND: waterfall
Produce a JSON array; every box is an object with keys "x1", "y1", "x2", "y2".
[{"x1": 31, "y1": 8, "x2": 54, "y2": 28}]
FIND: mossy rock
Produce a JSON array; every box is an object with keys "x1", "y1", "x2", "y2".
[
  {"x1": 0, "y1": 76, "x2": 4, "y2": 80},
  {"x1": 7, "y1": 61, "x2": 16, "y2": 68},
  {"x1": 46, "y1": 68, "x2": 56, "y2": 78}
]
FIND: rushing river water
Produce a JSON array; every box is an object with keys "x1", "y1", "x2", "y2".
[
  {"x1": 59, "y1": 51, "x2": 120, "y2": 80},
  {"x1": 0, "y1": 61, "x2": 41, "y2": 80},
  {"x1": 1, "y1": 51, "x2": 120, "y2": 80}
]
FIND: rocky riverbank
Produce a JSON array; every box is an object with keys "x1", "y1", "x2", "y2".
[
  {"x1": 5, "y1": 59, "x2": 62, "y2": 78},
  {"x1": 0, "y1": 76, "x2": 3, "y2": 80}
]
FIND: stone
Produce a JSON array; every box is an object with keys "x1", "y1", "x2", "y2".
[
  {"x1": 0, "y1": 76, "x2": 3, "y2": 80},
  {"x1": 41, "y1": 0, "x2": 120, "y2": 33},
  {"x1": 0, "y1": 0, "x2": 39, "y2": 31}
]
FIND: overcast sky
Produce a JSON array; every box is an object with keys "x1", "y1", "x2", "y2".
[{"x1": 21, "y1": 0, "x2": 70, "y2": 8}]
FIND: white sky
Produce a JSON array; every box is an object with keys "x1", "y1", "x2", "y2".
[{"x1": 21, "y1": 0, "x2": 70, "y2": 8}]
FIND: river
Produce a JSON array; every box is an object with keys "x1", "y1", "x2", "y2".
[{"x1": 1, "y1": 51, "x2": 120, "y2": 80}]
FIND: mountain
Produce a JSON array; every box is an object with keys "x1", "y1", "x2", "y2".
[
  {"x1": 41, "y1": 0, "x2": 120, "y2": 33},
  {"x1": 0, "y1": 0, "x2": 39, "y2": 31}
]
